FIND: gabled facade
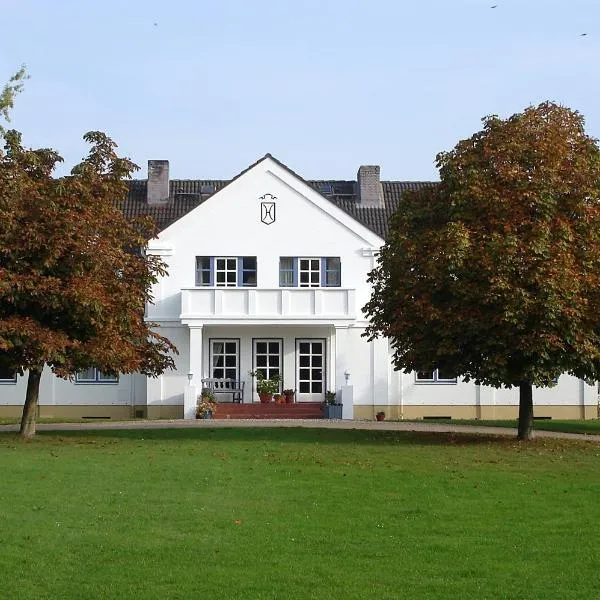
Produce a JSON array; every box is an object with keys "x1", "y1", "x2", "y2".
[
  {"x1": 0, "y1": 155, "x2": 597, "y2": 420},
  {"x1": 144, "y1": 155, "x2": 387, "y2": 419}
]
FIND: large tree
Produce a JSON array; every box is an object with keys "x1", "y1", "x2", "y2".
[
  {"x1": 0, "y1": 130, "x2": 177, "y2": 437},
  {"x1": 364, "y1": 102, "x2": 600, "y2": 440}
]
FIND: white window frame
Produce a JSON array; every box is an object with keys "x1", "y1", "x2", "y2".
[
  {"x1": 252, "y1": 339, "x2": 282, "y2": 393},
  {"x1": 296, "y1": 338, "x2": 326, "y2": 400},
  {"x1": 195, "y1": 256, "x2": 257, "y2": 287},
  {"x1": 215, "y1": 257, "x2": 238, "y2": 287},
  {"x1": 75, "y1": 368, "x2": 118, "y2": 384},
  {"x1": 298, "y1": 258, "x2": 321, "y2": 288},
  {"x1": 209, "y1": 339, "x2": 240, "y2": 381},
  {"x1": 415, "y1": 369, "x2": 457, "y2": 384},
  {"x1": 279, "y1": 257, "x2": 341, "y2": 288},
  {"x1": 0, "y1": 368, "x2": 17, "y2": 384}
]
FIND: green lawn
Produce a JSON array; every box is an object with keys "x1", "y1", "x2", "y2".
[
  {"x1": 414, "y1": 419, "x2": 600, "y2": 435},
  {"x1": 1, "y1": 428, "x2": 599, "y2": 600}
]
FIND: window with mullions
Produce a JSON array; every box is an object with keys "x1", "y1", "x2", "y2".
[
  {"x1": 195, "y1": 257, "x2": 257, "y2": 287},
  {"x1": 297, "y1": 340, "x2": 325, "y2": 395},
  {"x1": 415, "y1": 369, "x2": 457, "y2": 384},
  {"x1": 0, "y1": 366, "x2": 17, "y2": 383},
  {"x1": 215, "y1": 257, "x2": 237, "y2": 287},
  {"x1": 253, "y1": 339, "x2": 282, "y2": 391},
  {"x1": 279, "y1": 257, "x2": 341, "y2": 287},
  {"x1": 210, "y1": 340, "x2": 239, "y2": 380},
  {"x1": 76, "y1": 368, "x2": 118, "y2": 383}
]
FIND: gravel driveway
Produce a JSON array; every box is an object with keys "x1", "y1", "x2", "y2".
[{"x1": 1, "y1": 418, "x2": 599, "y2": 442}]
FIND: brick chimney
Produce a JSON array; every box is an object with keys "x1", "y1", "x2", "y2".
[
  {"x1": 147, "y1": 160, "x2": 170, "y2": 204},
  {"x1": 357, "y1": 165, "x2": 384, "y2": 208}
]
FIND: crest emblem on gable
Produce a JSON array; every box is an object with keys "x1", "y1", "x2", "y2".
[{"x1": 260, "y1": 193, "x2": 276, "y2": 225}]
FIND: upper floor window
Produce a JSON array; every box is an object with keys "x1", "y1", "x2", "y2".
[
  {"x1": 76, "y1": 368, "x2": 118, "y2": 384},
  {"x1": 415, "y1": 370, "x2": 457, "y2": 384},
  {"x1": 195, "y1": 257, "x2": 257, "y2": 287},
  {"x1": 279, "y1": 257, "x2": 341, "y2": 287},
  {"x1": 0, "y1": 366, "x2": 17, "y2": 384}
]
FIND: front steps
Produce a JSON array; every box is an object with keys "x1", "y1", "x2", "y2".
[{"x1": 213, "y1": 402, "x2": 323, "y2": 420}]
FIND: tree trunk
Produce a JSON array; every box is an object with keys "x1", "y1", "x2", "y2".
[
  {"x1": 517, "y1": 382, "x2": 534, "y2": 441},
  {"x1": 20, "y1": 366, "x2": 43, "y2": 438}
]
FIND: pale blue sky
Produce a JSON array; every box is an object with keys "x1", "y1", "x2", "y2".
[{"x1": 2, "y1": 0, "x2": 598, "y2": 181}]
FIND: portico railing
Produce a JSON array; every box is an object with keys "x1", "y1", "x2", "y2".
[{"x1": 178, "y1": 287, "x2": 356, "y2": 323}]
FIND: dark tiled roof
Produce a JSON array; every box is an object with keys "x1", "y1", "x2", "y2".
[
  {"x1": 123, "y1": 171, "x2": 437, "y2": 240},
  {"x1": 327, "y1": 181, "x2": 437, "y2": 239},
  {"x1": 124, "y1": 179, "x2": 229, "y2": 232}
]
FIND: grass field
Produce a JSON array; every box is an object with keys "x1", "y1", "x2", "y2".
[{"x1": 1, "y1": 427, "x2": 599, "y2": 600}]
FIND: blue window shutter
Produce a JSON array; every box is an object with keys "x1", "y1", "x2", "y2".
[
  {"x1": 209, "y1": 256, "x2": 215, "y2": 286},
  {"x1": 322, "y1": 257, "x2": 341, "y2": 287},
  {"x1": 293, "y1": 257, "x2": 298, "y2": 287},
  {"x1": 237, "y1": 257, "x2": 243, "y2": 287}
]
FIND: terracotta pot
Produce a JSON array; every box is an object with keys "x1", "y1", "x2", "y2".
[
  {"x1": 259, "y1": 393, "x2": 273, "y2": 404},
  {"x1": 376, "y1": 413, "x2": 385, "y2": 421}
]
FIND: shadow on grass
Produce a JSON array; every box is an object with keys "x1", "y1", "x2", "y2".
[{"x1": 0, "y1": 426, "x2": 525, "y2": 448}]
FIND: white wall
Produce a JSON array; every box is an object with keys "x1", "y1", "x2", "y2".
[
  {"x1": 0, "y1": 367, "x2": 133, "y2": 407},
  {"x1": 147, "y1": 157, "x2": 382, "y2": 324}
]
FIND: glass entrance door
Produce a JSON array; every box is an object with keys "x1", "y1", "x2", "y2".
[
  {"x1": 252, "y1": 339, "x2": 282, "y2": 394},
  {"x1": 296, "y1": 339, "x2": 325, "y2": 402}
]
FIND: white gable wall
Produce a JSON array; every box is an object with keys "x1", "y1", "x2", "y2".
[{"x1": 148, "y1": 157, "x2": 382, "y2": 323}]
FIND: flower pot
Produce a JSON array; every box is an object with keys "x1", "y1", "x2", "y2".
[
  {"x1": 284, "y1": 394, "x2": 294, "y2": 404},
  {"x1": 324, "y1": 404, "x2": 342, "y2": 419},
  {"x1": 376, "y1": 413, "x2": 385, "y2": 421},
  {"x1": 201, "y1": 411, "x2": 213, "y2": 419},
  {"x1": 259, "y1": 393, "x2": 273, "y2": 404}
]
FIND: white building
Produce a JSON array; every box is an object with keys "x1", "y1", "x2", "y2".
[{"x1": 0, "y1": 155, "x2": 597, "y2": 420}]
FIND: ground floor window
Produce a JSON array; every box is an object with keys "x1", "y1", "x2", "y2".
[
  {"x1": 415, "y1": 370, "x2": 457, "y2": 384},
  {"x1": 0, "y1": 366, "x2": 16, "y2": 383},
  {"x1": 253, "y1": 339, "x2": 282, "y2": 391},
  {"x1": 76, "y1": 368, "x2": 118, "y2": 383},
  {"x1": 297, "y1": 339, "x2": 325, "y2": 397},
  {"x1": 210, "y1": 339, "x2": 239, "y2": 380}
]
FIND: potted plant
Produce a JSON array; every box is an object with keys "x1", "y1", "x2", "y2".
[
  {"x1": 249, "y1": 371, "x2": 281, "y2": 403},
  {"x1": 376, "y1": 411, "x2": 385, "y2": 421},
  {"x1": 196, "y1": 390, "x2": 217, "y2": 419},
  {"x1": 273, "y1": 393, "x2": 285, "y2": 404},
  {"x1": 282, "y1": 389, "x2": 295, "y2": 404},
  {"x1": 323, "y1": 390, "x2": 342, "y2": 419}
]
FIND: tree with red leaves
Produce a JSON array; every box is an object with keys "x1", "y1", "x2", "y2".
[{"x1": 0, "y1": 130, "x2": 177, "y2": 437}]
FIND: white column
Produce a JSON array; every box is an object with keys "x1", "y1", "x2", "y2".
[
  {"x1": 334, "y1": 325, "x2": 348, "y2": 393},
  {"x1": 329, "y1": 326, "x2": 337, "y2": 394},
  {"x1": 184, "y1": 326, "x2": 204, "y2": 419},
  {"x1": 183, "y1": 384, "x2": 197, "y2": 420}
]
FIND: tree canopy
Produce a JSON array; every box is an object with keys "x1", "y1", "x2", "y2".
[
  {"x1": 364, "y1": 102, "x2": 600, "y2": 439},
  {"x1": 0, "y1": 66, "x2": 27, "y2": 135},
  {"x1": 0, "y1": 129, "x2": 177, "y2": 437}
]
